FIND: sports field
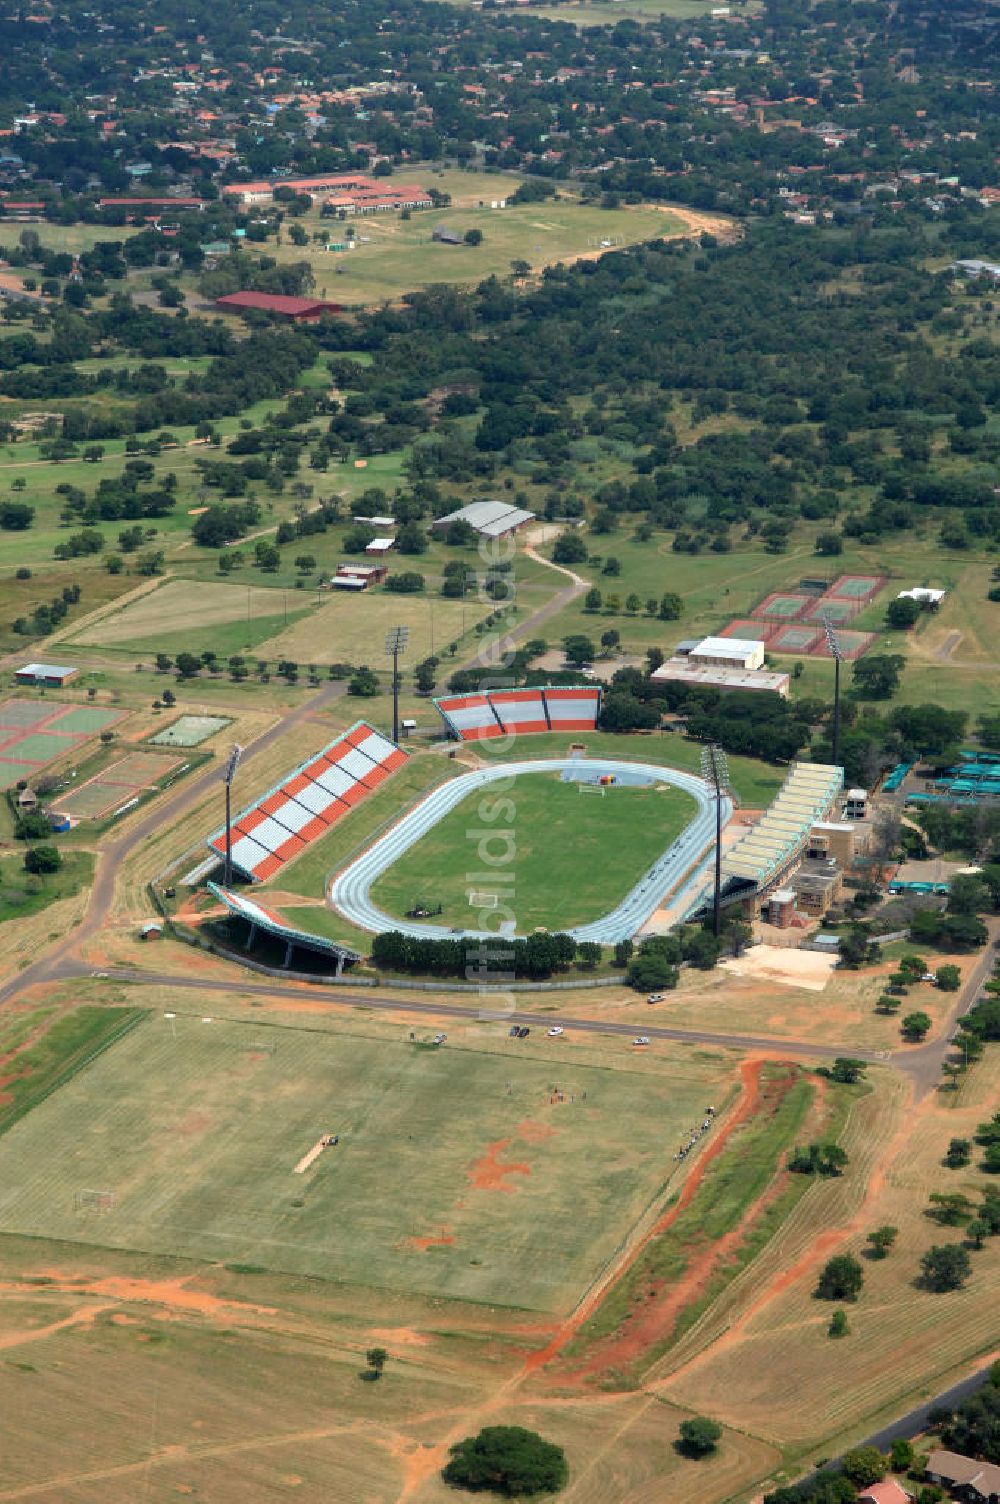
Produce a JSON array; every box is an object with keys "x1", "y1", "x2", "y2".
[
  {"x1": 53, "y1": 752, "x2": 182, "y2": 820},
  {"x1": 0, "y1": 1012, "x2": 724, "y2": 1313},
  {"x1": 245, "y1": 191, "x2": 691, "y2": 310},
  {"x1": 368, "y1": 771, "x2": 696, "y2": 930},
  {"x1": 68, "y1": 580, "x2": 309, "y2": 651}
]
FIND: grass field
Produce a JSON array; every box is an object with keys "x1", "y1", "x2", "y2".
[
  {"x1": 0, "y1": 848, "x2": 95, "y2": 926},
  {"x1": 0, "y1": 1011, "x2": 726, "y2": 1314},
  {"x1": 369, "y1": 770, "x2": 696, "y2": 930},
  {"x1": 67, "y1": 580, "x2": 312, "y2": 650},
  {"x1": 229, "y1": 191, "x2": 688, "y2": 311}
]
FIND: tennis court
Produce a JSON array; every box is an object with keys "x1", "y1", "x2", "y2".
[
  {"x1": 0, "y1": 700, "x2": 126, "y2": 789},
  {"x1": 46, "y1": 707, "x2": 121, "y2": 735},
  {"x1": 718, "y1": 618, "x2": 774, "y2": 642},
  {"x1": 0, "y1": 701, "x2": 58, "y2": 729},
  {"x1": 770, "y1": 625, "x2": 822, "y2": 653},
  {"x1": 150, "y1": 714, "x2": 230, "y2": 748},
  {"x1": 827, "y1": 573, "x2": 887, "y2": 602},
  {"x1": 806, "y1": 597, "x2": 859, "y2": 624},
  {"x1": 53, "y1": 752, "x2": 182, "y2": 821},
  {"x1": 751, "y1": 592, "x2": 812, "y2": 621},
  {"x1": 812, "y1": 629, "x2": 875, "y2": 659}
]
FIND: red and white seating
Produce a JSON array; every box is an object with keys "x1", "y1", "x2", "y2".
[
  {"x1": 543, "y1": 686, "x2": 602, "y2": 732},
  {"x1": 207, "y1": 721, "x2": 407, "y2": 882},
  {"x1": 434, "y1": 685, "x2": 601, "y2": 741}
]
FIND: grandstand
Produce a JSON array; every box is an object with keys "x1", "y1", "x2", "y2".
[
  {"x1": 209, "y1": 883, "x2": 362, "y2": 973},
  {"x1": 718, "y1": 761, "x2": 843, "y2": 912},
  {"x1": 434, "y1": 686, "x2": 601, "y2": 741},
  {"x1": 206, "y1": 722, "x2": 407, "y2": 882}
]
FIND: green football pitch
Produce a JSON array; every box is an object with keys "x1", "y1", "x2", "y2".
[
  {"x1": 0, "y1": 1013, "x2": 725, "y2": 1313},
  {"x1": 369, "y1": 771, "x2": 697, "y2": 931}
]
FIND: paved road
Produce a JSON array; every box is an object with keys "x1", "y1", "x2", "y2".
[
  {"x1": 85, "y1": 966, "x2": 866, "y2": 1059},
  {"x1": 860, "y1": 1363, "x2": 994, "y2": 1453}
]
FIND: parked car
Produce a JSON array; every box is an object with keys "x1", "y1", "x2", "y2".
[
  {"x1": 632, "y1": 1036, "x2": 650, "y2": 1047},
  {"x1": 647, "y1": 993, "x2": 664, "y2": 1004},
  {"x1": 547, "y1": 1026, "x2": 564, "y2": 1037}
]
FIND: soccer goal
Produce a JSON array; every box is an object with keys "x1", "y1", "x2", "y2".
[
  {"x1": 577, "y1": 782, "x2": 606, "y2": 796},
  {"x1": 73, "y1": 1188, "x2": 117, "y2": 1213},
  {"x1": 241, "y1": 1039, "x2": 278, "y2": 1055}
]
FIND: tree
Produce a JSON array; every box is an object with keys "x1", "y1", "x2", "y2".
[
  {"x1": 829, "y1": 1057, "x2": 867, "y2": 1084},
  {"x1": 677, "y1": 1417, "x2": 722, "y2": 1459},
  {"x1": 840, "y1": 1447, "x2": 887, "y2": 1489},
  {"x1": 365, "y1": 1347, "x2": 387, "y2": 1379},
  {"x1": 442, "y1": 1426, "x2": 568, "y2": 1497},
  {"x1": 577, "y1": 941, "x2": 602, "y2": 969},
  {"x1": 814, "y1": 1254, "x2": 863, "y2": 1302},
  {"x1": 562, "y1": 634, "x2": 595, "y2": 667},
  {"x1": 463, "y1": 228, "x2": 483, "y2": 247},
  {"x1": 584, "y1": 586, "x2": 602, "y2": 612},
  {"x1": 396, "y1": 521, "x2": 428, "y2": 555},
  {"x1": 944, "y1": 1139, "x2": 971, "y2": 1169},
  {"x1": 24, "y1": 845, "x2": 61, "y2": 875},
  {"x1": 866, "y1": 1225, "x2": 898, "y2": 1259},
  {"x1": 920, "y1": 1243, "x2": 971, "y2": 1292},
  {"x1": 175, "y1": 652, "x2": 201, "y2": 680},
  {"x1": 852, "y1": 654, "x2": 904, "y2": 699},
  {"x1": 886, "y1": 596, "x2": 921, "y2": 630},
  {"x1": 828, "y1": 1309, "x2": 849, "y2": 1338},
  {"x1": 414, "y1": 659, "x2": 437, "y2": 695},
  {"x1": 552, "y1": 532, "x2": 587, "y2": 565},
  {"x1": 815, "y1": 531, "x2": 843, "y2": 556},
  {"x1": 161, "y1": 688, "x2": 176, "y2": 707},
  {"x1": 659, "y1": 591, "x2": 682, "y2": 620},
  {"x1": 936, "y1": 964, "x2": 961, "y2": 992},
  {"x1": 348, "y1": 665, "x2": 380, "y2": 697},
  {"x1": 890, "y1": 1438, "x2": 914, "y2": 1472},
  {"x1": 294, "y1": 553, "x2": 316, "y2": 574},
  {"x1": 627, "y1": 951, "x2": 679, "y2": 992},
  {"x1": 967, "y1": 1219, "x2": 989, "y2": 1250},
  {"x1": 901, "y1": 1011, "x2": 932, "y2": 1041}
]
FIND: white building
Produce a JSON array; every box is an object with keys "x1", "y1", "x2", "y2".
[
  {"x1": 897, "y1": 587, "x2": 946, "y2": 606},
  {"x1": 687, "y1": 636, "x2": 766, "y2": 671}
]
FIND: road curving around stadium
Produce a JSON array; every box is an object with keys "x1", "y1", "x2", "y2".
[{"x1": 329, "y1": 757, "x2": 731, "y2": 944}]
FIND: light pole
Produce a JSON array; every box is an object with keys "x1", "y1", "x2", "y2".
[
  {"x1": 822, "y1": 614, "x2": 843, "y2": 771},
  {"x1": 223, "y1": 743, "x2": 243, "y2": 888},
  {"x1": 385, "y1": 626, "x2": 409, "y2": 745},
  {"x1": 700, "y1": 744, "x2": 730, "y2": 939}
]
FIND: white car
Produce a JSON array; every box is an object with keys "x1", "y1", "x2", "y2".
[
  {"x1": 547, "y1": 1026, "x2": 564, "y2": 1037},
  {"x1": 647, "y1": 993, "x2": 664, "y2": 1004},
  {"x1": 632, "y1": 1036, "x2": 650, "y2": 1047}
]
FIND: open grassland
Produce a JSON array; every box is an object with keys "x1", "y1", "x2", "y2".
[
  {"x1": 67, "y1": 579, "x2": 311, "y2": 650},
  {"x1": 224, "y1": 194, "x2": 688, "y2": 311},
  {"x1": 254, "y1": 588, "x2": 494, "y2": 668},
  {"x1": 0, "y1": 848, "x2": 94, "y2": 927},
  {"x1": 369, "y1": 770, "x2": 696, "y2": 930},
  {"x1": 0, "y1": 1011, "x2": 729, "y2": 1314}
]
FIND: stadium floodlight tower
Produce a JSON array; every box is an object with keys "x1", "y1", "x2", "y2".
[
  {"x1": 822, "y1": 614, "x2": 844, "y2": 772},
  {"x1": 700, "y1": 743, "x2": 730, "y2": 939},
  {"x1": 385, "y1": 625, "x2": 409, "y2": 745},
  {"x1": 222, "y1": 742, "x2": 243, "y2": 889}
]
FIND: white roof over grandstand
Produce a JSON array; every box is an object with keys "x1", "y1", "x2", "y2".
[
  {"x1": 433, "y1": 499, "x2": 536, "y2": 537},
  {"x1": 722, "y1": 760, "x2": 843, "y2": 891}
]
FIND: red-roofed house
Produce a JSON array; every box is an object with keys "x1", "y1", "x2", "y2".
[
  {"x1": 214, "y1": 291, "x2": 341, "y2": 322},
  {"x1": 858, "y1": 1482, "x2": 912, "y2": 1504}
]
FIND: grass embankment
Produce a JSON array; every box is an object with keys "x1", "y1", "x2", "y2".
[
  {"x1": 569, "y1": 1065, "x2": 830, "y2": 1384},
  {"x1": 0, "y1": 1006, "x2": 145, "y2": 1136},
  {"x1": 369, "y1": 771, "x2": 696, "y2": 931}
]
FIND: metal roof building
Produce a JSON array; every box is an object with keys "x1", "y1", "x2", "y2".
[
  {"x1": 209, "y1": 883, "x2": 361, "y2": 973},
  {"x1": 432, "y1": 500, "x2": 536, "y2": 538}
]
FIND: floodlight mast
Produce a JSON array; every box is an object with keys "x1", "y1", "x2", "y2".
[
  {"x1": 385, "y1": 626, "x2": 409, "y2": 745},
  {"x1": 700, "y1": 743, "x2": 729, "y2": 939},
  {"x1": 223, "y1": 743, "x2": 243, "y2": 889},
  {"x1": 822, "y1": 615, "x2": 844, "y2": 772}
]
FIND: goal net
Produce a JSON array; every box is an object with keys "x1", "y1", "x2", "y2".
[{"x1": 74, "y1": 1188, "x2": 117, "y2": 1213}]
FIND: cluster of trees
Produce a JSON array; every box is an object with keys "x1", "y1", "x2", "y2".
[
  {"x1": 371, "y1": 929, "x2": 579, "y2": 980},
  {"x1": 11, "y1": 581, "x2": 82, "y2": 638}
]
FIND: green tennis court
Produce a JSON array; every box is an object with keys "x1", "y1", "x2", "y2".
[
  {"x1": 150, "y1": 714, "x2": 231, "y2": 747},
  {"x1": 99, "y1": 753, "x2": 180, "y2": 785},
  {"x1": 47, "y1": 707, "x2": 122, "y2": 734},
  {"x1": 54, "y1": 782, "x2": 130, "y2": 819},
  {"x1": 752, "y1": 592, "x2": 811, "y2": 620},
  {"x1": 0, "y1": 701, "x2": 66, "y2": 729},
  {"x1": 8, "y1": 732, "x2": 77, "y2": 762},
  {"x1": 808, "y1": 598, "x2": 857, "y2": 623},
  {"x1": 0, "y1": 758, "x2": 33, "y2": 789}
]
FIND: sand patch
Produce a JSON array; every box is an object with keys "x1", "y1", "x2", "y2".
[{"x1": 721, "y1": 944, "x2": 836, "y2": 993}]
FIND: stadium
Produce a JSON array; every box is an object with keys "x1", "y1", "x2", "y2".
[{"x1": 192, "y1": 690, "x2": 844, "y2": 967}]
